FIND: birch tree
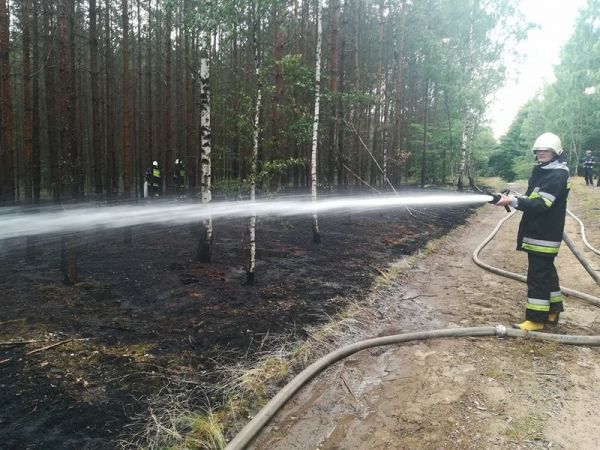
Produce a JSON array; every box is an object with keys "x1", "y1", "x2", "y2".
[
  {"x1": 311, "y1": 0, "x2": 322, "y2": 244},
  {"x1": 196, "y1": 37, "x2": 214, "y2": 263},
  {"x1": 246, "y1": 1, "x2": 262, "y2": 285}
]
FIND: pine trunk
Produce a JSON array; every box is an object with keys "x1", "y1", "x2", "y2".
[
  {"x1": 58, "y1": 0, "x2": 78, "y2": 284},
  {"x1": 122, "y1": 0, "x2": 132, "y2": 198},
  {"x1": 22, "y1": 0, "x2": 34, "y2": 203},
  {"x1": 32, "y1": 0, "x2": 41, "y2": 201},
  {"x1": 327, "y1": 0, "x2": 340, "y2": 186},
  {"x1": 90, "y1": 0, "x2": 103, "y2": 197},
  {"x1": 163, "y1": 5, "x2": 172, "y2": 193},
  {"x1": 0, "y1": 0, "x2": 14, "y2": 205}
]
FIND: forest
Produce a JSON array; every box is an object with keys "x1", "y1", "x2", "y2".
[
  {"x1": 2, "y1": 0, "x2": 600, "y2": 448},
  {"x1": 0, "y1": 0, "x2": 532, "y2": 208}
]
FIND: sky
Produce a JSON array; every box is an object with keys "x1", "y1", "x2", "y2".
[{"x1": 487, "y1": 0, "x2": 588, "y2": 139}]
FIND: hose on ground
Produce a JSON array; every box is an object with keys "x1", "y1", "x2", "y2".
[
  {"x1": 472, "y1": 210, "x2": 600, "y2": 306},
  {"x1": 567, "y1": 209, "x2": 600, "y2": 256},
  {"x1": 225, "y1": 209, "x2": 600, "y2": 450},
  {"x1": 225, "y1": 325, "x2": 600, "y2": 450},
  {"x1": 562, "y1": 232, "x2": 600, "y2": 286}
]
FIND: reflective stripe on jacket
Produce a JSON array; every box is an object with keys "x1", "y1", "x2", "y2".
[{"x1": 516, "y1": 160, "x2": 569, "y2": 256}]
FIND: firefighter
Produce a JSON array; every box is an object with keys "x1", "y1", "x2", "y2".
[
  {"x1": 494, "y1": 132, "x2": 570, "y2": 331},
  {"x1": 145, "y1": 161, "x2": 161, "y2": 197},
  {"x1": 173, "y1": 158, "x2": 186, "y2": 196},
  {"x1": 581, "y1": 149, "x2": 596, "y2": 186}
]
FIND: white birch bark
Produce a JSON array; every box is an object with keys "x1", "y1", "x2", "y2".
[
  {"x1": 311, "y1": 0, "x2": 322, "y2": 244},
  {"x1": 457, "y1": 122, "x2": 468, "y2": 191},
  {"x1": 247, "y1": 9, "x2": 261, "y2": 284},
  {"x1": 196, "y1": 37, "x2": 213, "y2": 262}
]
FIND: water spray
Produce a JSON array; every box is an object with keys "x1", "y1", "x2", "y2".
[{"x1": 0, "y1": 192, "x2": 502, "y2": 243}]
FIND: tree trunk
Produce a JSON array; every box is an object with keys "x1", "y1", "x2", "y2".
[
  {"x1": 58, "y1": 0, "x2": 78, "y2": 284},
  {"x1": 105, "y1": 0, "x2": 116, "y2": 198},
  {"x1": 0, "y1": 0, "x2": 14, "y2": 205},
  {"x1": 327, "y1": 0, "x2": 340, "y2": 186},
  {"x1": 373, "y1": 0, "x2": 385, "y2": 187},
  {"x1": 43, "y1": 0, "x2": 60, "y2": 201},
  {"x1": 32, "y1": 0, "x2": 41, "y2": 202},
  {"x1": 311, "y1": 0, "x2": 322, "y2": 244},
  {"x1": 246, "y1": 4, "x2": 261, "y2": 285},
  {"x1": 457, "y1": 122, "x2": 468, "y2": 191},
  {"x1": 122, "y1": 0, "x2": 133, "y2": 198},
  {"x1": 146, "y1": 0, "x2": 153, "y2": 167},
  {"x1": 22, "y1": 0, "x2": 34, "y2": 203},
  {"x1": 90, "y1": 0, "x2": 103, "y2": 197},
  {"x1": 420, "y1": 79, "x2": 430, "y2": 188},
  {"x1": 196, "y1": 46, "x2": 214, "y2": 263},
  {"x1": 163, "y1": 4, "x2": 172, "y2": 193},
  {"x1": 270, "y1": 1, "x2": 284, "y2": 189}
]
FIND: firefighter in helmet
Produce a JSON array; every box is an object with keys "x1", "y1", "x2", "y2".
[
  {"x1": 494, "y1": 132, "x2": 570, "y2": 331},
  {"x1": 145, "y1": 161, "x2": 162, "y2": 197},
  {"x1": 173, "y1": 158, "x2": 186, "y2": 196},
  {"x1": 581, "y1": 149, "x2": 596, "y2": 186}
]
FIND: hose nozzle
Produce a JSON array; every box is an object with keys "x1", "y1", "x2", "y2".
[
  {"x1": 488, "y1": 192, "x2": 502, "y2": 205},
  {"x1": 486, "y1": 189, "x2": 511, "y2": 212}
]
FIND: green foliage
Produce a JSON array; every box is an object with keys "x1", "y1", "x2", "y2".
[
  {"x1": 212, "y1": 178, "x2": 247, "y2": 198},
  {"x1": 284, "y1": 115, "x2": 313, "y2": 145},
  {"x1": 496, "y1": 1, "x2": 600, "y2": 177},
  {"x1": 256, "y1": 158, "x2": 306, "y2": 185},
  {"x1": 282, "y1": 54, "x2": 314, "y2": 91}
]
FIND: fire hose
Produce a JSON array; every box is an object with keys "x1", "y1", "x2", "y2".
[{"x1": 225, "y1": 204, "x2": 600, "y2": 450}]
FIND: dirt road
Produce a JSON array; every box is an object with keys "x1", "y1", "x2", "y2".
[{"x1": 251, "y1": 183, "x2": 600, "y2": 450}]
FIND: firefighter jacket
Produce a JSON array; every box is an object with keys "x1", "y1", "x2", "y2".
[
  {"x1": 581, "y1": 155, "x2": 596, "y2": 169},
  {"x1": 515, "y1": 159, "x2": 570, "y2": 257},
  {"x1": 145, "y1": 167, "x2": 161, "y2": 187}
]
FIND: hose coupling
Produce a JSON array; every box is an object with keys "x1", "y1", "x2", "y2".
[{"x1": 495, "y1": 324, "x2": 507, "y2": 338}]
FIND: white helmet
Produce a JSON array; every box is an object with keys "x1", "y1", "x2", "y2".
[
  {"x1": 175, "y1": 159, "x2": 180, "y2": 164},
  {"x1": 153, "y1": 160, "x2": 158, "y2": 167},
  {"x1": 532, "y1": 132, "x2": 563, "y2": 156}
]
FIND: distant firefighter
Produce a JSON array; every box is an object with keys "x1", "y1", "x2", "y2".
[
  {"x1": 581, "y1": 149, "x2": 596, "y2": 186},
  {"x1": 145, "y1": 161, "x2": 161, "y2": 197},
  {"x1": 173, "y1": 158, "x2": 186, "y2": 196}
]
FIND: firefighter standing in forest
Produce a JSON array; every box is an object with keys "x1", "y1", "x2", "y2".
[
  {"x1": 581, "y1": 149, "x2": 596, "y2": 186},
  {"x1": 494, "y1": 132, "x2": 570, "y2": 332},
  {"x1": 145, "y1": 161, "x2": 161, "y2": 197},
  {"x1": 173, "y1": 158, "x2": 186, "y2": 196}
]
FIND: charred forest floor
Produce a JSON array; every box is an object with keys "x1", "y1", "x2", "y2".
[{"x1": 0, "y1": 188, "x2": 477, "y2": 449}]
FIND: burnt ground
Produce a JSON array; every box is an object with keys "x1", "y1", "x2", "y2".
[{"x1": 0, "y1": 192, "x2": 477, "y2": 449}]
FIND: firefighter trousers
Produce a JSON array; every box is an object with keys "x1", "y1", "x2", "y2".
[{"x1": 525, "y1": 253, "x2": 564, "y2": 322}]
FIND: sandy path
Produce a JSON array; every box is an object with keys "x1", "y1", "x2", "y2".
[{"x1": 250, "y1": 182, "x2": 600, "y2": 450}]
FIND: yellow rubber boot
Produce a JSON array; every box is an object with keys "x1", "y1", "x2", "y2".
[
  {"x1": 513, "y1": 320, "x2": 544, "y2": 331},
  {"x1": 548, "y1": 313, "x2": 560, "y2": 324}
]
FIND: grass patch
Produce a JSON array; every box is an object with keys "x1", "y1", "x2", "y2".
[
  {"x1": 241, "y1": 356, "x2": 289, "y2": 397},
  {"x1": 184, "y1": 412, "x2": 226, "y2": 449},
  {"x1": 481, "y1": 367, "x2": 507, "y2": 380},
  {"x1": 505, "y1": 413, "x2": 544, "y2": 440}
]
